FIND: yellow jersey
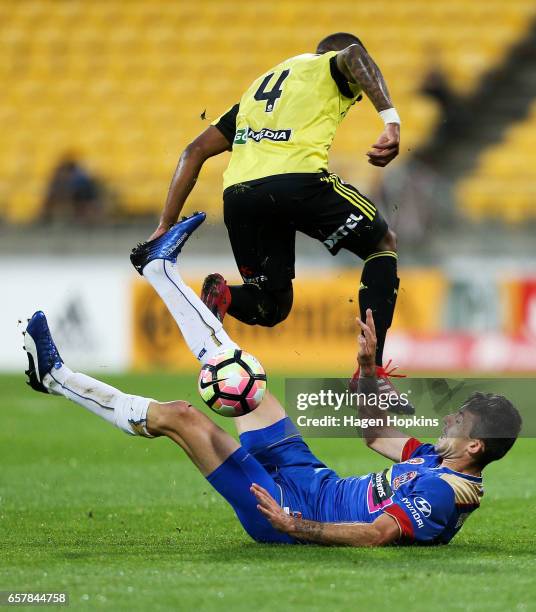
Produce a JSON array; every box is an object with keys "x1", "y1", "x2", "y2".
[{"x1": 212, "y1": 52, "x2": 362, "y2": 190}]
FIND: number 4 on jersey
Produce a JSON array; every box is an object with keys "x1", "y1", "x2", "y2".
[{"x1": 254, "y1": 69, "x2": 290, "y2": 112}]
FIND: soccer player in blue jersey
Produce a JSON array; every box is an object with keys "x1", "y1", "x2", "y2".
[{"x1": 23, "y1": 216, "x2": 522, "y2": 546}]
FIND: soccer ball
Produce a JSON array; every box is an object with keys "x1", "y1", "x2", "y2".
[{"x1": 198, "y1": 349, "x2": 267, "y2": 417}]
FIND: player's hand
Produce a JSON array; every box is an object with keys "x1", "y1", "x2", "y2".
[
  {"x1": 367, "y1": 123, "x2": 400, "y2": 167},
  {"x1": 251, "y1": 483, "x2": 295, "y2": 533},
  {"x1": 357, "y1": 308, "x2": 377, "y2": 376},
  {"x1": 148, "y1": 224, "x2": 171, "y2": 241}
]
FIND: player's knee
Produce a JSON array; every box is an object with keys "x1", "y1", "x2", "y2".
[
  {"x1": 375, "y1": 228, "x2": 397, "y2": 253},
  {"x1": 148, "y1": 400, "x2": 195, "y2": 434},
  {"x1": 257, "y1": 285, "x2": 293, "y2": 327}
]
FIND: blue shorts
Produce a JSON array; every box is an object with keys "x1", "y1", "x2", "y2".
[{"x1": 206, "y1": 417, "x2": 340, "y2": 543}]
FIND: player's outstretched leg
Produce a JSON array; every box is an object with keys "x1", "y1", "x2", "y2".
[
  {"x1": 22, "y1": 312, "x2": 292, "y2": 543},
  {"x1": 130, "y1": 213, "x2": 290, "y2": 434},
  {"x1": 24, "y1": 311, "x2": 155, "y2": 436},
  {"x1": 130, "y1": 212, "x2": 238, "y2": 364}
]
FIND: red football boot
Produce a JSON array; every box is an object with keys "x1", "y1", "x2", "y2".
[{"x1": 201, "y1": 273, "x2": 231, "y2": 322}]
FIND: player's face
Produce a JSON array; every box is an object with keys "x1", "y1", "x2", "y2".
[{"x1": 434, "y1": 408, "x2": 477, "y2": 458}]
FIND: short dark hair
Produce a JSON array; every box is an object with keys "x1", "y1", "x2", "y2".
[
  {"x1": 316, "y1": 32, "x2": 366, "y2": 54},
  {"x1": 462, "y1": 392, "x2": 522, "y2": 467}
]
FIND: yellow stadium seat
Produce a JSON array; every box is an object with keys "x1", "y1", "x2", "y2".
[{"x1": 458, "y1": 95, "x2": 536, "y2": 222}]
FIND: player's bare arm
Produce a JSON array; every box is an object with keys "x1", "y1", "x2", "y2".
[
  {"x1": 150, "y1": 126, "x2": 231, "y2": 240},
  {"x1": 336, "y1": 44, "x2": 400, "y2": 167},
  {"x1": 251, "y1": 483, "x2": 400, "y2": 546},
  {"x1": 356, "y1": 309, "x2": 409, "y2": 461}
]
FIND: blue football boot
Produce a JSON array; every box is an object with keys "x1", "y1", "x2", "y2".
[
  {"x1": 23, "y1": 311, "x2": 63, "y2": 393},
  {"x1": 130, "y1": 211, "x2": 206, "y2": 275}
]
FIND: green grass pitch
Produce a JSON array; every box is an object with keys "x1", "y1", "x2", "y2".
[{"x1": 1, "y1": 372, "x2": 535, "y2": 611}]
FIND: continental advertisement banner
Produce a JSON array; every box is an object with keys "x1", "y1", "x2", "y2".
[{"x1": 131, "y1": 269, "x2": 448, "y2": 373}]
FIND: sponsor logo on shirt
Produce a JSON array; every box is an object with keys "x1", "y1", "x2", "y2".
[
  {"x1": 414, "y1": 497, "x2": 432, "y2": 517},
  {"x1": 405, "y1": 458, "x2": 425, "y2": 465},
  {"x1": 367, "y1": 469, "x2": 394, "y2": 513},
  {"x1": 392, "y1": 470, "x2": 418, "y2": 491},
  {"x1": 234, "y1": 126, "x2": 292, "y2": 144},
  {"x1": 400, "y1": 496, "x2": 432, "y2": 528}
]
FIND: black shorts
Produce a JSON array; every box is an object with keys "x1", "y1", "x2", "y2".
[{"x1": 223, "y1": 172, "x2": 389, "y2": 290}]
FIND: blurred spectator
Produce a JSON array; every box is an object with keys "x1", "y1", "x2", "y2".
[
  {"x1": 40, "y1": 155, "x2": 104, "y2": 224},
  {"x1": 418, "y1": 65, "x2": 470, "y2": 153},
  {"x1": 373, "y1": 158, "x2": 455, "y2": 248}
]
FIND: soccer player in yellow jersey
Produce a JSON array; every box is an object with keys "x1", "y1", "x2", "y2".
[{"x1": 151, "y1": 32, "x2": 403, "y2": 399}]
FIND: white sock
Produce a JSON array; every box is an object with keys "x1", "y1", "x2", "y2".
[
  {"x1": 143, "y1": 259, "x2": 238, "y2": 364},
  {"x1": 44, "y1": 365, "x2": 154, "y2": 437}
]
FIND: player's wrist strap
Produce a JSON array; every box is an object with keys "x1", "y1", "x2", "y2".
[{"x1": 379, "y1": 108, "x2": 401, "y2": 125}]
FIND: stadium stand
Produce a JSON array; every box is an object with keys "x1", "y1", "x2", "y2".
[
  {"x1": 1, "y1": 0, "x2": 535, "y2": 222},
  {"x1": 457, "y1": 100, "x2": 536, "y2": 223}
]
